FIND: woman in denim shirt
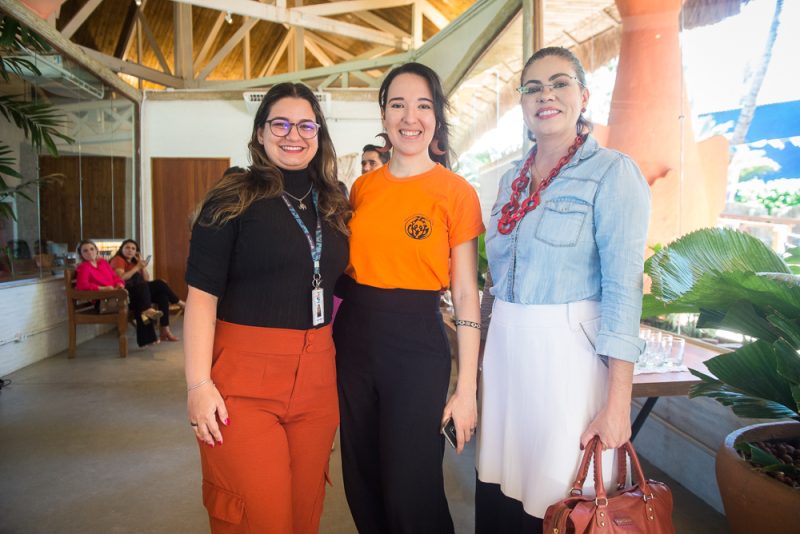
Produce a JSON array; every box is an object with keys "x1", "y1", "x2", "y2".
[{"x1": 475, "y1": 47, "x2": 651, "y2": 533}]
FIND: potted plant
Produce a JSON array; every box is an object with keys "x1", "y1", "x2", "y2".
[
  {"x1": 643, "y1": 227, "x2": 800, "y2": 534},
  {"x1": 1, "y1": 15, "x2": 71, "y2": 223}
]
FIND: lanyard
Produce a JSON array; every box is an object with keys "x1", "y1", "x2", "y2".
[{"x1": 281, "y1": 188, "x2": 323, "y2": 288}]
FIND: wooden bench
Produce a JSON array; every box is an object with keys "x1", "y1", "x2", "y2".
[{"x1": 65, "y1": 269, "x2": 129, "y2": 358}]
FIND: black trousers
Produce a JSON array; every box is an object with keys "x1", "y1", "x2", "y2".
[
  {"x1": 475, "y1": 477, "x2": 543, "y2": 534},
  {"x1": 334, "y1": 278, "x2": 454, "y2": 534},
  {"x1": 126, "y1": 275, "x2": 179, "y2": 346}
]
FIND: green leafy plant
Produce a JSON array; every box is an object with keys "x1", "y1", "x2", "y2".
[
  {"x1": 0, "y1": 15, "x2": 73, "y2": 221},
  {"x1": 477, "y1": 232, "x2": 488, "y2": 290},
  {"x1": 643, "y1": 227, "x2": 800, "y2": 422}
]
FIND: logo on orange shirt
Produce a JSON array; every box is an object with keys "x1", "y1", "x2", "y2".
[{"x1": 404, "y1": 214, "x2": 432, "y2": 240}]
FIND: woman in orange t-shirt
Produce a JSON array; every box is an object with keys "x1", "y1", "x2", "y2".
[
  {"x1": 334, "y1": 62, "x2": 485, "y2": 533},
  {"x1": 110, "y1": 239, "x2": 184, "y2": 342}
]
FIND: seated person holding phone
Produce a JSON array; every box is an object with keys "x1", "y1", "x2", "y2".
[{"x1": 110, "y1": 239, "x2": 185, "y2": 343}]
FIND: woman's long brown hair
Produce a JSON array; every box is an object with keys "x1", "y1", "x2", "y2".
[{"x1": 197, "y1": 83, "x2": 350, "y2": 235}]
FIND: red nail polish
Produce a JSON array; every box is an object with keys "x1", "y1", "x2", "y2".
[{"x1": 224, "y1": 418, "x2": 230, "y2": 426}]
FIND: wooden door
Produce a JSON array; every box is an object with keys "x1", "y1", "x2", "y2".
[{"x1": 151, "y1": 158, "x2": 230, "y2": 300}]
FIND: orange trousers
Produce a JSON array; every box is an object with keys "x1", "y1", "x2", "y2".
[{"x1": 199, "y1": 320, "x2": 339, "y2": 534}]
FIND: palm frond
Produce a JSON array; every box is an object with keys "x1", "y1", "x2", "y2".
[{"x1": 0, "y1": 95, "x2": 73, "y2": 156}]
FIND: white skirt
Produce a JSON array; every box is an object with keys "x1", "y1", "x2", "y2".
[{"x1": 476, "y1": 298, "x2": 619, "y2": 518}]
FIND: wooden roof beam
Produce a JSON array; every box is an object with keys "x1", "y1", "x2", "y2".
[
  {"x1": 202, "y1": 50, "x2": 411, "y2": 91},
  {"x1": 304, "y1": 31, "x2": 353, "y2": 60},
  {"x1": 170, "y1": 0, "x2": 408, "y2": 49},
  {"x1": 114, "y1": 1, "x2": 139, "y2": 59},
  {"x1": 351, "y1": 11, "x2": 409, "y2": 38},
  {"x1": 257, "y1": 27, "x2": 292, "y2": 78},
  {"x1": 173, "y1": 2, "x2": 193, "y2": 79},
  {"x1": 197, "y1": 17, "x2": 259, "y2": 80},
  {"x1": 61, "y1": 0, "x2": 104, "y2": 39},
  {"x1": 304, "y1": 35, "x2": 334, "y2": 66},
  {"x1": 0, "y1": 0, "x2": 140, "y2": 101},
  {"x1": 194, "y1": 12, "x2": 226, "y2": 69},
  {"x1": 293, "y1": 0, "x2": 412, "y2": 17},
  {"x1": 420, "y1": 1, "x2": 448, "y2": 30},
  {"x1": 138, "y1": 10, "x2": 172, "y2": 74},
  {"x1": 412, "y1": 0, "x2": 422, "y2": 48},
  {"x1": 121, "y1": 0, "x2": 148, "y2": 61},
  {"x1": 79, "y1": 46, "x2": 185, "y2": 88}
]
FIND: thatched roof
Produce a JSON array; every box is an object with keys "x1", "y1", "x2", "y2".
[{"x1": 681, "y1": 0, "x2": 751, "y2": 30}]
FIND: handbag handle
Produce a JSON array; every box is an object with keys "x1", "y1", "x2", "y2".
[{"x1": 569, "y1": 436, "x2": 652, "y2": 499}]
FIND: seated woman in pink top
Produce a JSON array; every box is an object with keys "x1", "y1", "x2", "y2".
[
  {"x1": 75, "y1": 239, "x2": 160, "y2": 347},
  {"x1": 75, "y1": 240, "x2": 126, "y2": 291}
]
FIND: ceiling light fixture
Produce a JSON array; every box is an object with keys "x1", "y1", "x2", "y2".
[{"x1": 225, "y1": 11, "x2": 233, "y2": 24}]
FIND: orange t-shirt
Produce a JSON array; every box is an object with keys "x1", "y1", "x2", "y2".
[
  {"x1": 346, "y1": 163, "x2": 485, "y2": 290},
  {"x1": 109, "y1": 256, "x2": 135, "y2": 273}
]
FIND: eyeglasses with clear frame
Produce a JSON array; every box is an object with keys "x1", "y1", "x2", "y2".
[
  {"x1": 265, "y1": 118, "x2": 321, "y2": 139},
  {"x1": 517, "y1": 75, "x2": 584, "y2": 96}
]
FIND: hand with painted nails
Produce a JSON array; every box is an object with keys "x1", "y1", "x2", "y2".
[{"x1": 188, "y1": 381, "x2": 229, "y2": 447}]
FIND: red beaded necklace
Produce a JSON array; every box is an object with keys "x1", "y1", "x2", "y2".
[{"x1": 497, "y1": 134, "x2": 585, "y2": 235}]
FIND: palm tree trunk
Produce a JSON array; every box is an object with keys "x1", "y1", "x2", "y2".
[{"x1": 730, "y1": 0, "x2": 784, "y2": 146}]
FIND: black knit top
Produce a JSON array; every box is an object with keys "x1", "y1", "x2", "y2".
[{"x1": 185, "y1": 168, "x2": 349, "y2": 329}]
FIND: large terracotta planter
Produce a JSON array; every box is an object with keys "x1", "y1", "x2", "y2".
[{"x1": 716, "y1": 421, "x2": 800, "y2": 534}]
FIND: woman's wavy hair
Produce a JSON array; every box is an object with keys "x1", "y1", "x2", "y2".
[
  {"x1": 521, "y1": 46, "x2": 593, "y2": 141},
  {"x1": 76, "y1": 239, "x2": 97, "y2": 263},
  {"x1": 197, "y1": 83, "x2": 350, "y2": 235},
  {"x1": 114, "y1": 238, "x2": 140, "y2": 264},
  {"x1": 377, "y1": 62, "x2": 452, "y2": 169}
]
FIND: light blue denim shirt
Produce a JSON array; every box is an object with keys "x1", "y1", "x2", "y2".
[{"x1": 486, "y1": 135, "x2": 651, "y2": 362}]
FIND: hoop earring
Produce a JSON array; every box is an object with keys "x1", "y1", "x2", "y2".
[
  {"x1": 429, "y1": 138, "x2": 446, "y2": 156},
  {"x1": 375, "y1": 133, "x2": 392, "y2": 153}
]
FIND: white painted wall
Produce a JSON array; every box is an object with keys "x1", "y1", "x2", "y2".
[{"x1": 0, "y1": 277, "x2": 111, "y2": 376}]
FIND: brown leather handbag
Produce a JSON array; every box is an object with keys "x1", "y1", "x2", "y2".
[{"x1": 543, "y1": 437, "x2": 674, "y2": 533}]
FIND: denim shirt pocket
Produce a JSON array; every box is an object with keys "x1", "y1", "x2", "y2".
[{"x1": 534, "y1": 198, "x2": 591, "y2": 247}]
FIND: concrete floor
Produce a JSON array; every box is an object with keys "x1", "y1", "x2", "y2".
[{"x1": 0, "y1": 320, "x2": 729, "y2": 533}]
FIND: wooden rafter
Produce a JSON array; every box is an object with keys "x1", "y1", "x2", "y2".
[
  {"x1": 80, "y1": 45, "x2": 183, "y2": 88},
  {"x1": 198, "y1": 17, "x2": 260, "y2": 80},
  {"x1": 171, "y1": 0, "x2": 408, "y2": 49},
  {"x1": 243, "y1": 31, "x2": 251, "y2": 79},
  {"x1": 421, "y1": 1, "x2": 448, "y2": 29},
  {"x1": 304, "y1": 32, "x2": 353, "y2": 60},
  {"x1": 194, "y1": 12, "x2": 226, "y2": 69},
  {"x1": 258, "y1": 27, "x2": 293, "y2": 78},
  {"x1": 412, "y1": 1, "x2": 422, "y2": 48},
  {"x1": 114, "y1": 1, "x2": 138, "y2": 58},
  {"x1": 203, "y1": 50, "x2": 411, "y2": 91},
  {"x1": 121, "y1": 0, "x2": 148, "y2": 62},
  {"x1": 173, "y1": 2, "x2": 193, "y2": 79},
  {"x1": 138, "y1": 10, "x2": 172, "y2": 74},
  {"x1": 293, "y1": 0, "x2": 411, "y2": 17},
  {"x1": 352, "y1": 11, "x2": 409, "y2": 38},
  {"x1": 61, "y1": 0, "x2": 104, "y2": 39}
]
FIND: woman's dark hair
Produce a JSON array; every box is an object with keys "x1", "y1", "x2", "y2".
[
  {"x1": 377, "y1": 62, "x2": 452, "y2": 169},
  {"x1": 521, "y1": 46, "x2": 593, "y2": 139},
  {"x1": 197, "y1": 83, "x2": 350, "y2": 235},
  {"x1": 114, "y1": 239, "x2": 140, "y2": 264},
  {"x1": 76, "y1": 239, "x2": 97, "y2": 262}
]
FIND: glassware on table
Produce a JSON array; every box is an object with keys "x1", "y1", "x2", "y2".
[{"x1": 666, "y1": 337, "x2": 686, "y2": 367}]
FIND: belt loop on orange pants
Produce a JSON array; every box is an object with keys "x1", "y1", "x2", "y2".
[{"x1": 199, "y1": 320, "x2": 338, "y2": 534}]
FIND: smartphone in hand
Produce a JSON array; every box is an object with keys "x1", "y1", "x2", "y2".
[
  {"x1": 145, "y1": 254, "x2": 152, "y2": 264},
  {"x1": 441, "y1": 418, "x2": 457, "y2": 449}
]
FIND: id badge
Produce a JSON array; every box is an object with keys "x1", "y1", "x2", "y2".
[{"x1": 312, "y1": 287, "x2": 324, "y2": 326}]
